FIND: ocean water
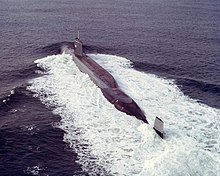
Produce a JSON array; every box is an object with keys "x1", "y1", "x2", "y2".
[{"x1": 0, "y1": 0, "x2": 220, "y2": 175}]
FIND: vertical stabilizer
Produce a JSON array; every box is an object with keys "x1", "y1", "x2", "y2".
[
  {"x1": 153, "y1": 117, "x2": 164, "y2": 139},
  {"x1": 74, "y1": 31, "x2": 83, "y2": 57}
]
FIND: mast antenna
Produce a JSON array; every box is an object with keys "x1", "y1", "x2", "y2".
[{"x1": 77, "y1": 30, "x2": 80, "y2": 39}]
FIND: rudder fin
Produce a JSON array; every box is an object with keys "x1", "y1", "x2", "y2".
[{"x1": 153, "y1": 117, "x2": 164, "y2": 139}]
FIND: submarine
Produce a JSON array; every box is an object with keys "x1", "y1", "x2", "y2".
[{"x1": 64, "y1": 32, "x2": 164, "y2": 139}]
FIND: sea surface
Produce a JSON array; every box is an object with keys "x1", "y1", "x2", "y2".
[{"x1": 0, "y1": 0, "x2": 220, "y2": 175}]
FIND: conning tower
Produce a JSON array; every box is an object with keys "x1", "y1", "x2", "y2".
[{"x1": 74, "y1": 31, "x2": 83, "y2": 57}]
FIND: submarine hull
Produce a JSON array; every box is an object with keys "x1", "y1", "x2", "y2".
[{"x1": 66, "y1": 47, "x2": 148, "y2": 124}]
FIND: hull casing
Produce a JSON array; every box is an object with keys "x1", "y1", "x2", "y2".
[{"x1": 66, "y1": 46, "x2": 148, "y2": 124}]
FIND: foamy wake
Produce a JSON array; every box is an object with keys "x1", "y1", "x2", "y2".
[{"x1": 27, "y1": 53, "x2": 220, "y2": 176}]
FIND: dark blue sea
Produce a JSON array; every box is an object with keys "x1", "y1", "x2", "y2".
[{"x1": 0, "y1": 0, "x2": 220, "y2": 175}]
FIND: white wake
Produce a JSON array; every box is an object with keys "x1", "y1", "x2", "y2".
[{"x1": 27, "y1": 53, "x2": 220, "y2": 176}]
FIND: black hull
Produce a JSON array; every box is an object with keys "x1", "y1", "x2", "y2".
[{"x1": 66, "y1": 47, "x2": 148, "y2": 124}]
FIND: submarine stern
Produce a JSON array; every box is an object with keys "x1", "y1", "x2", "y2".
[{"x1": 102, "y1": 88, "x2": 148, "y2": 123}]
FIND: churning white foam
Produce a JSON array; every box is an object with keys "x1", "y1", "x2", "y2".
[{"x1": 28, "y1": 53, "x2": 220, "y2": 176}]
